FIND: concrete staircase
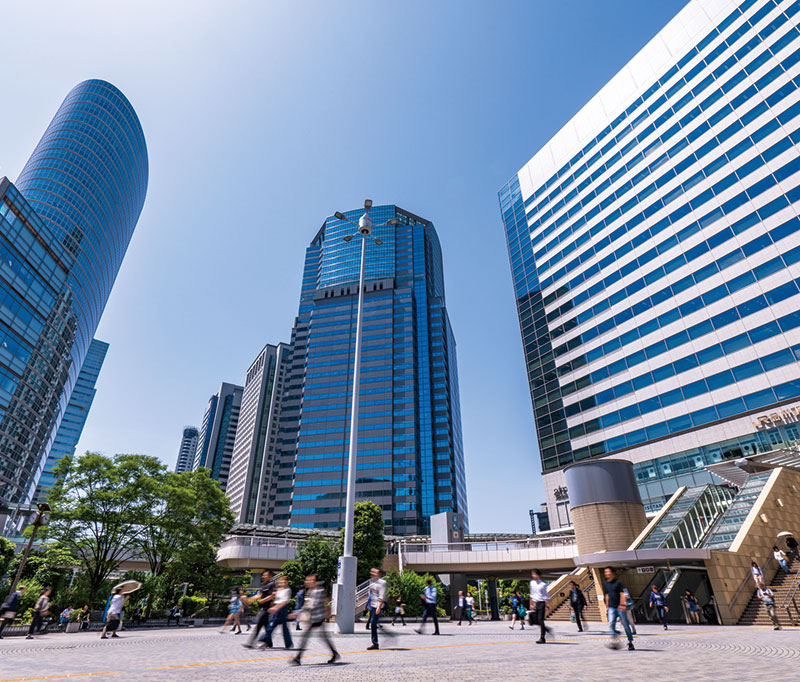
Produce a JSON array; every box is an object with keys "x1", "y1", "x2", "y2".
[
  {"x1": 547, "y1": 582, "x2": 601, "y2": 622},
  {"x1": 738, "y1": 556, "x2": 799, "y2": 626}
]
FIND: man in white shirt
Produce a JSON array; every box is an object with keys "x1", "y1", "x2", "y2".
[
  {"x1": 757, "y1": 587, "x2": 781, "y2": 630},
  {"x1": 101, "y1": 588, "x2": 126, "y2": 639},
  {"x1": 415, "y1": 579, "x2": 440, "y2": 635},
  {"x1": 529, "y1": 569, "x2": 552, "y2": 644},
  {"x1": 367, "y1": 568, "x2": 388, "y2": 650}
]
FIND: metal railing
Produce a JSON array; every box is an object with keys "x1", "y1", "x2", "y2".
[
  {"x1": 780, "y1": 560, "x2": 800, "y2": 625},
  {"x1": 219, "y1": 536, "x2": 303, "y2": 550},
  {"x1": 400, "y1": 536, "x2": 576, "y2": 554},
  {"x1": 728, "y1": 554, "x2": 774, "y2": 615}
]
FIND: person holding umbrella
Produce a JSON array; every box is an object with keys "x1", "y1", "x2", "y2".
[{"x1": 101, "y1": 580, "x2": 140, "y2": 640}]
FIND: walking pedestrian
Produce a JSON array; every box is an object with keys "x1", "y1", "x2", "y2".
[
  {"x1": 100, "y1": 588, "x2": 125, "y2": 639},
  {"x1": 528, "y1": 569, "x2": 552, "y2": 644},
  {"x1": 569, "y1": 581, "x2": 587, "y2": 632},
  {"x1": 0, "y1": 585, "x2": 26, "y2": 638},
  {"x1": 260, "y1": 576, "x2": 293, "y2": 650},
  {"x1": 648, "y1": 585, "x2": 669, "y2": 630},
  {"x1": 366, "y1": 568, "x2": 387, "y2": 650},
  {"x1": 786, "y1": 535, "x2": 799, "y2": 562},
  {"x1": 683, "y1": 590, "x2": 700, "y2": 624},
  {"x1": 603, "y1": 567, "x2": 634, "y2": 651},
  {"x1": 458, "y1": 591, "x2": 473, "y2": 625},
  {"x1": 758, "y1": 586, "x2": 781, "y2": 630},
  {"x1": 773, "y1": 546, "x2": 790, "y2": 574},
  {"x1": 465, "y1": 593, "x2": 475, "y2": 624},
  {"x1": 415, "y1": 579, "x2": 440, "y2": 635},
  {"x1": 751, "y1": 561, "x2": 765, "y2": 588},
  {"x1": 508, "y1": 590, "x2": 525, "y2": 630},
  {"x1": 26, "y1": 587, "x2": 51, "y2": 639},
  {"x1": 221, "y1": 587, "x2": 243, "y2": 634},
  {"x1": 293, "y1": 587, "x2": 304, "y2": 631},
  {"x1": 392, "y1": 597, "x2": 406, "y2": 625},
  {"x1": 290, "y1": 574, "x2": 339, "y2": 666},
  {"x1": 244, "y1": 571, "x2": 275, "y2": 648}
]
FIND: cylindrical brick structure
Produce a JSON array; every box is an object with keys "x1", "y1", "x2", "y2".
[{"x1": 565, "y1": 460, "x2": 647, "y2": 555}]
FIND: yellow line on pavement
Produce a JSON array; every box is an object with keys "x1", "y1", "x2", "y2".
[{"x1": 0, "y1": 672, "x2": 123, "y2": 682}]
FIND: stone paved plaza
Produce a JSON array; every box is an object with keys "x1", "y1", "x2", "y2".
[{"x1": 0, "y1": 621, "x2": 796, "y2": 682}]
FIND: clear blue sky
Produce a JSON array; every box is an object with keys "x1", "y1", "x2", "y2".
[{"x1": 0, "y1": 0, "x2": 686, "y2": 533}]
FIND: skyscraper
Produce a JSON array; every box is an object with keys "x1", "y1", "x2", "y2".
[
  {"x1": 499, "y1": 0, "x2": 800, "y2": 526},
  {"x1": 193, "y1": 382, "x2": 243, "y2": 492},
  {"x1": 0, "y1": 80, "x2": 147, "y2": 524},
  {"x1": 275, "y1": 205, "x2": 467, "y2": 535},
  {"x1": 33, "y1": 338, "x2": 109, "y2": 504},
  {"x1": 175, "y1": 426, "x2": 199, "y2": 474},
  {"x1": 227, "y1": 342, "x2": 291, "y2": 524}
]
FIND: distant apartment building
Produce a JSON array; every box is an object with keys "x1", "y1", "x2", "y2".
[
  {"x1": 227, "y1": 343, "x2": 291, "y2": 524},
  {"x1": 193, "y1": 382, "x2": 243, "y2": 491},
  {"x1": 175, "y1": 426, "x2": 199, "y2": 474},
  {"x1": 34, "y1": 338, "x2": 109, "y2": 503}
]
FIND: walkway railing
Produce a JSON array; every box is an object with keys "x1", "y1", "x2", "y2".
[
  {"x1": 219, "y1": 536, "x2": 303, "y2": 550},
  {"x1": 400, "y1": 537, "x2": 576, "y2": 554},
  {"x1": 781, "y1": 562, "x2": 800, "y2": 625}
]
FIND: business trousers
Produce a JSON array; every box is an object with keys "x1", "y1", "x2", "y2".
[
  {"x1": 420, "y1": 603, "x2": 439, "y2": 634},
  {"x1": 295, "y1": 619, "x2": 337, "y2": 660},
  {"x1": 533, "y1": 601, "x2": 549, "y2": 640},
  {"x1": 248, "y1": 610, "x2": 270, "y2": 647},
  {"x1": 572, "y1": 605, "x2": 584, "y2": 631}
]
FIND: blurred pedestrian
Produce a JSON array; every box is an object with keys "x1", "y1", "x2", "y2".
[
  {"x1": 293, "y1": 587, "x2": 304, "y2": 631},
  {"x1": 758, "y1": 586, "x2": 781, "y2": 630},
  {"x1": 260, "y1": 576, "x2": 293, "y2": 650},
  {"x1": 244, "y1": 571, "x2": 275, "y2": 648},
  {"x1": 649, "y1": 585, "x2": 668, "y2": 630},
  {"x1": 569, "y1": 581, "x2": 587, "y2": 632},
  {"x1": 508, "y1": 590, "x2": 525, "y2": 630},
  {"x1": 366, "y1": 568, "x2": 387, "y2": 650},
  {"x1": 751, "y1": 561, "x2": 765, "y2": 588},
  {"x1": 392, "y1": 597, "x2": 406, "y2": 626},
  {"x1": 459, "y1": 591, "x2": 473, "y2": 625},
  {"x1": 603, "y1": 567, "x2": 634, "y2": 651},
  {"x1": 26, "y1": 587, "x2": 51, "y2": 639},
  {"x1": 683, "y1": 590, "x2": 700, "y2": 624},
  {"x1": 221, "y1": 587, "x2": 243, "y2": 634},
  {"x1": 528, "y1": 569, "x2": 552, "y2": 643},
  {"x1": 100, "y1": 588, "x2": 125, "y2": 639},
  {"x1": 774, "y1": 546, "x2": 790, "y2": 574},
  {"x1": 0, "y1": 585, "x2": 26, "y2": 638},
  {"x1": 290, "y1": 575, "x2": 339, "y2": 666},
  {"x1": 415, "y1": 579, "x2": 440, "y2": 635}
]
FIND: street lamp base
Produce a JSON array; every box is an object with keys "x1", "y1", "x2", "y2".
[{"x1": 334, "y1": 555, "x2": 358, "y2": 634}]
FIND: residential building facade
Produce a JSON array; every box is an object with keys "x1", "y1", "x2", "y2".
[
  {"x1": 227, "y1": 342, "x2": 291, "y2": 524},
  {"x1": 274, "y1": 205, "x2": 467, "y2": 535},
  {"x1": 499, "y1": 0, "x2": 800, "y2": 525},
  {"x1": 0, "y1": 80, "x2": 147, "y2": 526}
]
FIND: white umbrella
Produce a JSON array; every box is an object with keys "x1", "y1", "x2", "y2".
[
  {"x1": 112, "y1": 580, "x2": 142, "y2": 595},
  {"x1": 777, "y1": 531, "x2": 794, "y2": 538}
]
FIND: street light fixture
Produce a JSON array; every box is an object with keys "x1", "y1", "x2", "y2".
[
  {"x1": 333, "y1": 200, "x2": 397, "y2": 634},
  {"x1": 9, "y1": 502, "x2": 51, "y2": 593}
]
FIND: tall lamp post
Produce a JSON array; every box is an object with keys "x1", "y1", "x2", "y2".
[
  {"x1": 9, "y1": 502, "x2": 51, "y2": 593},
  {"x1": 333, "y1": 200, "x2": 397, "y2": 633}
]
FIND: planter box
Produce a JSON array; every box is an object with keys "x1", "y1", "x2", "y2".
[{"x1": 66, "y1": 622, "x2": 80, "y2": 633}]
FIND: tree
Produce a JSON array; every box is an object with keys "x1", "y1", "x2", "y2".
[
  {"x1": 0, "y1": 536, "x2": 14, "y2": 578},
  {"x1": 385, "y1": 569, "x2": 445, "y2": 617},
  {"x1": 138, "y1": 468, "x2": 234, "y2": 582},
  {"x1": 293, "y1": 533, "x2": 338, "y2": 588},
  {"x1": 45, "y1": 452, "x2": 166, "y2": 604},
  {"x1": 338, "y1": 501, "x2": 386, "y2": 584},
  {"x1": 279, "y1": 560, "x2": 305, "y2": 594}
]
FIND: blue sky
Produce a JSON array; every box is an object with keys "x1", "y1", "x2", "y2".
[{"x1": 0, "y1": 0, "x2": 686, "y2": 532}]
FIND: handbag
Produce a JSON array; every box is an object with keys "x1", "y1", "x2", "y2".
[{"x1": 527, "y1": 607, "x2": 540, "y2": 626}]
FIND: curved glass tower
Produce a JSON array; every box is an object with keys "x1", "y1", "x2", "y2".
[{"x1": 0, "y1": 80, "x2": 147, "y2": 517}]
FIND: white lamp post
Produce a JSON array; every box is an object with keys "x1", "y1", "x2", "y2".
[{"x1": 333, "y1": 200, "x2": 397, "y2": 633}]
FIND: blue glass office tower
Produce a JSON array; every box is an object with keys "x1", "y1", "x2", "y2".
[
  {"x1": 193, "y1": 382, "x2": 243, "y2": 492},
  {"x1": 275, "y1": 205, "x2": 467, "y2": 535},
  {"x1": 500, "y1": 0, "x2": 800, "y2": 526},
  {"x1": 0, "y1": 80, "x2": 147, "y2": 523},
  {"x1": 34, "y1": 338, "x2": 109, "y2": 503}
]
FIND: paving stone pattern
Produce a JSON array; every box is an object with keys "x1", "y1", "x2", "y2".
[{"x1": 0, "y1": 621, "x2": 795, "y2": 681}]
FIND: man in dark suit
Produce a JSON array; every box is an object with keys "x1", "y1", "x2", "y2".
[{"x1": 568, "y1": 581, "x2": 587, "y2": 632}]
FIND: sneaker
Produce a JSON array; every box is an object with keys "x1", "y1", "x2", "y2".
[
  {"x1": 289, "y1": 658, "x2": 301, "y2": 666},
  {"x1": 414, "y1": 628, "x2": 422, "y2": 634},
  {"x1": 774, "y1": 626, "x2": 781, "y2": 630},
  {"x1": 25, "y1": 635, "x2": 33, "y2": 640},
  {"x1": 111, "y1": 634, "x2": 120, "y2": 638},
  {"x1": 327, "y1": 652, "x2": 341, "y2": 665},
  {"x1": 508, "y1": 626, "x2": 514, "y2": 630},
  {"x1": 627, "y1": 643, "x2": 635, "y2": 651},
  {"x1": 367, "y1": 644, "x2": 379, "y2": 650},
  {"x1": 536, "y1": 638, "x2": 546, "y2": 644},
  {"x1": 100, "y1": 635, "x2": 107, "y2": 639},
  {"x1": 664, "y1": 625, "x2": 668, "y2": 630}
]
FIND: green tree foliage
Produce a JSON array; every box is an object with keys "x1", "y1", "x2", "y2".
[
  {"x1": 293, "y1": 533, "x2": 338, "y2": 588},
  {"x1": 45, "y1": 452, "x2": 166, "y2": 603},
  {"x1": 384, "y1": 569, "x2": 445, "y2": 617},
  {"x1": 279, "y1": 560, "x2": 305, "y2": 593},
  {"x1": 337, "y1": 500, "x2": 386, "y2": 584},
  {"x1": 0, "y1": 536, "x2": 14, "y2": 578}
]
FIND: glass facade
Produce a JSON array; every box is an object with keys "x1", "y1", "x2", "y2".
[
  {"x1": 499, "y1": 0, "x2": 800, "y2": 524},
  {"x1": 175, "y1": 425, "x2": 199, "y2": 474},
  {"x1": 0, "y1": 80, "x2": 147, "y2": 518},
  {"x1": 275, "y1": 205, "x2": 467, "y2": 535},
  {"x1": 193, "y1": 382, "x2": 243, "y2": 492},
  {"x1": 33, "y1": 338, "x2": 108, "y2": 503}
]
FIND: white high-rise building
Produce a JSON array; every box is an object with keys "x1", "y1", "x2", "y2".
[
  {"x1": 226, "y1": 343, "x2": 291, "y2": 525},
  {"x1": 500, "y1": 0, "x2": 800, "y2": 526}
]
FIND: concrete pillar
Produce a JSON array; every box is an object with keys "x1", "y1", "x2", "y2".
[
  {"x1": 565, "y1": 459, "x2": 648, "y2": 556},
  {"x1": 488, "y1": 578, "x2": 500, "y2": 620},
  {"x1": 449, "y1": 573, "x2": 467, "y2": 618}
]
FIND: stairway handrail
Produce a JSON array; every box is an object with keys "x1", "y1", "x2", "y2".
[{"x1": 729, "y1": 554, "x2": 774, "y2": 613}]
